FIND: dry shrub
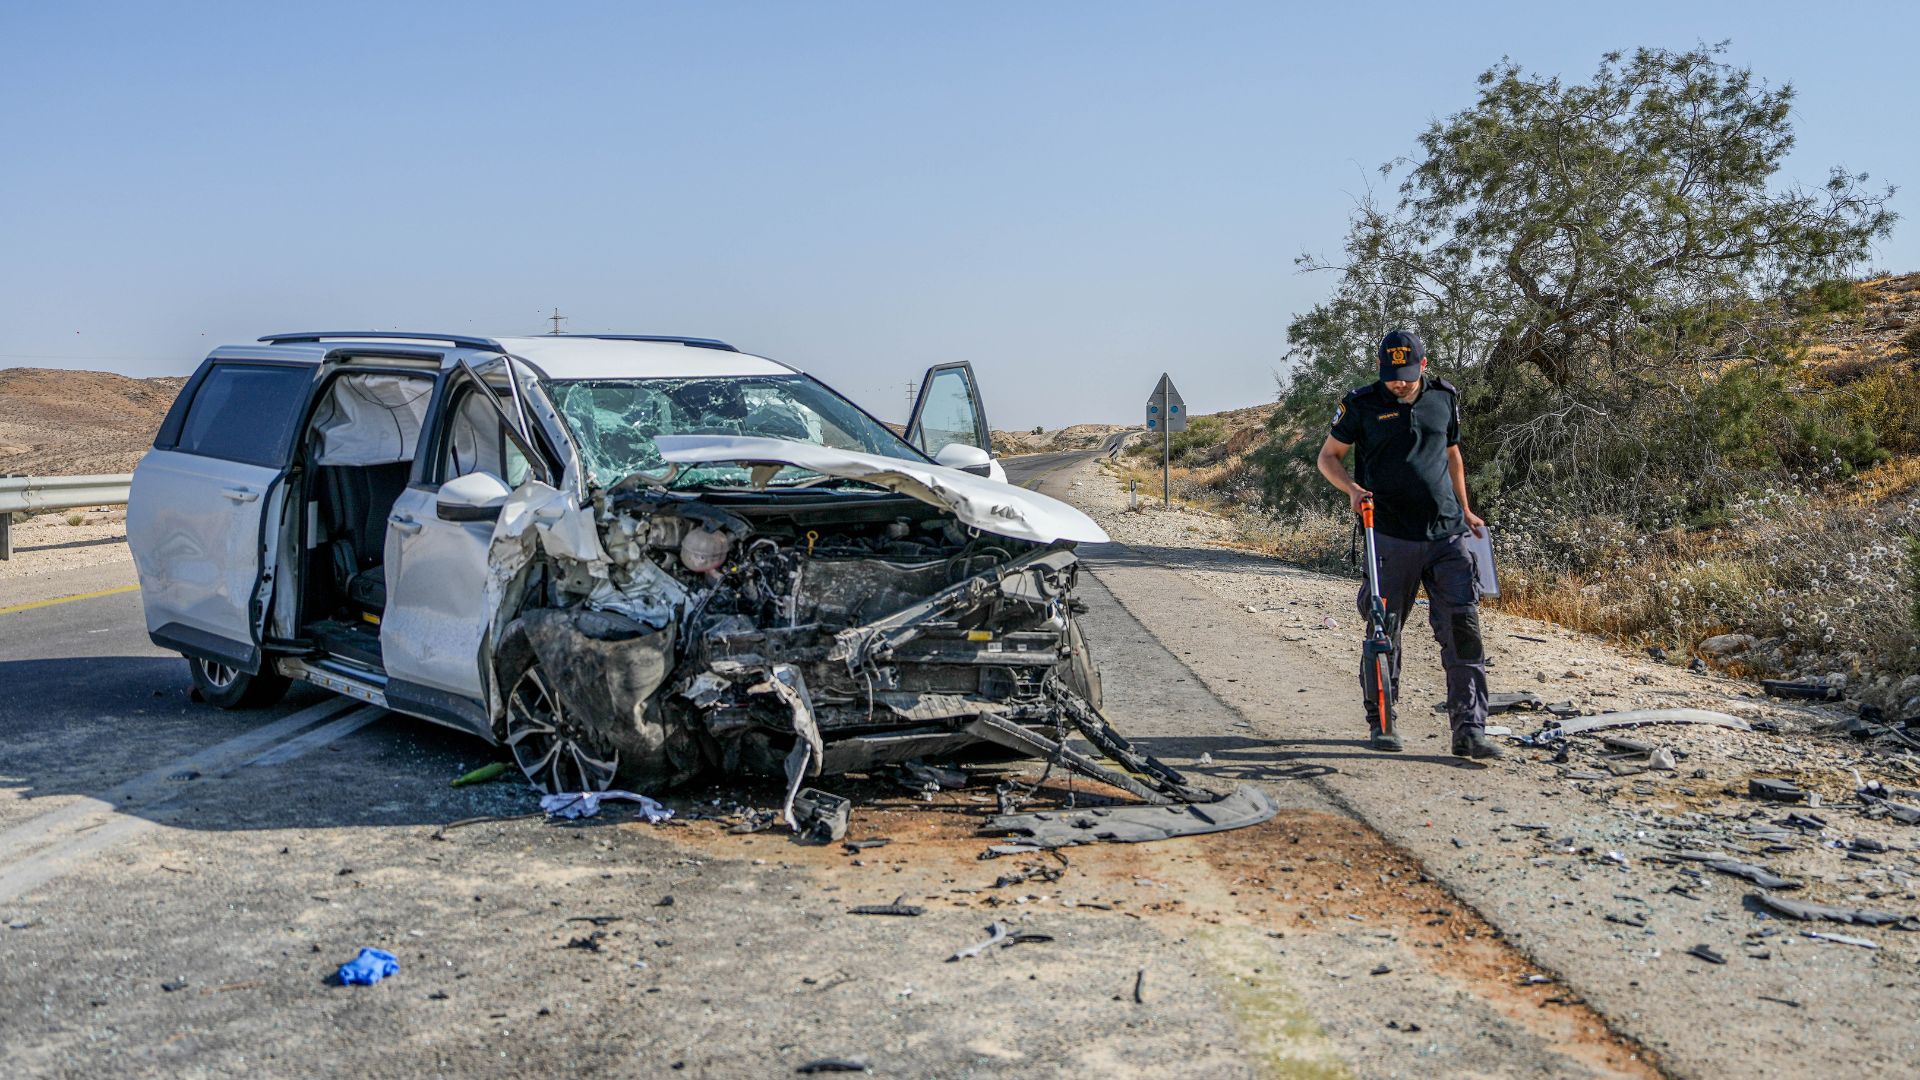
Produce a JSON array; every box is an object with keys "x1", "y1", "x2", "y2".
[{"x1": 1489, "y1": 480, "x2": 1919, "y2": 680}]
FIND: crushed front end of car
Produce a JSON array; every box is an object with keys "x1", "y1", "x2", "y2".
[{"x1": 483, "y1": 436, "x2": 1275, "y2": 843}]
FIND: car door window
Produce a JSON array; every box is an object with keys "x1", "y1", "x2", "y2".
[
  {"x1": 911, "y1": 366, "x2": 985, "y2": 455},
  {"x1": 442, "y1": 385, "x2": 530, "y2": 487},
  {"x1": 177, "y1": 364, "x2": 312, "y2": 467}
]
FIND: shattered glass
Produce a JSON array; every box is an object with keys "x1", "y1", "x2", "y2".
[{"x1": 548, "y1": 375, "x2": 924, "y2": 488}]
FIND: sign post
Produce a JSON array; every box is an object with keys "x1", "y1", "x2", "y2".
[{"x1": 1143, "y1": 374, "x2": 1186, "y2": 508}]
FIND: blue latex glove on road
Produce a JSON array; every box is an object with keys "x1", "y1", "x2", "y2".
[{"x1": 336, "y1": 947, "x2": 399, "y2": 986}]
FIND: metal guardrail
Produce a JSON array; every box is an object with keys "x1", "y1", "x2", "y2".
[{"x1": 0, "y1": 474, "x2": 133, "y2": 561}]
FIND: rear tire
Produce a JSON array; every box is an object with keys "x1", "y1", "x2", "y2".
[{"x1": 186, "y1": 655, "x2": 290, "y2": 709}]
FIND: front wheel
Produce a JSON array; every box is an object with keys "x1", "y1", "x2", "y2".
[
  {"x1": 186, "y1": 655, "x2": 290, "y2": 709},
  {"x1": 499, "y1": 649, "x2": 620, "y2": 795}
]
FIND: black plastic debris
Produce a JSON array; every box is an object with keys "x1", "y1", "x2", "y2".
[
  {"x1": 1748, "y1": 778, "x2": 1806, "y2": 803},
  {"x1": 1369, "y1": 964, "x2": 1392, "y2": 976},
  {"x1": 1747, "y1": 891, "x2": 1919, "y2": 928},
  {"x1": 981, "y1": 785, "x2": 1278, "y2": 849},
  {"x1": 848, "y1": 894, "x2": 925, "y2": 917},
  {"x1": 1673, "y1": 853, "x2": 1800, "y2": 891},
  {"x1": 1686, "y1": 944, "x2": 1726, "y2": 965},
  {"x1": 1761, "y1": 680, "x2": 1840, "y2": 701},
  {"x1": 1780, "y1": 812, "x2": 1828, "y2": 832},
  {"x1": 563, "y1": 932, "x2": 607, "y2": 952},
  {"x1": 842, "y1": 839, "x2": 891, "y2": 853}
]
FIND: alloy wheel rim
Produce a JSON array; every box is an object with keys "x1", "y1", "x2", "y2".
[
  {"x1": 504, "y1": 665, "x2": 619, "y2": 794},
  {"x1": 198, "y1": 659, "x2": 238, "y2": 689}
]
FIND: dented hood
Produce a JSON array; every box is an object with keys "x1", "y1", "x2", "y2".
[{"x1": 651, "y1": 435, "x2": 1109, "y2": 544}]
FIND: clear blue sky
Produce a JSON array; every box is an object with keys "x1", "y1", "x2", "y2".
[{"x1": 2, "y1": 2, "x2": 1914, "y2": 429}]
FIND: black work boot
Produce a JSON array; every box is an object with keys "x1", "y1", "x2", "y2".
[
  {"x1": 1369, "y1": 724, "x2": 1403, "y2": 752},
  {"x1": 1451, "y1": 728, "x2": 1503, "y2": 759}
]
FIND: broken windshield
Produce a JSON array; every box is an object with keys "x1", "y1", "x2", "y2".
[{"x1": 549, "y1": 374, "x2": 923, "y2": 488}]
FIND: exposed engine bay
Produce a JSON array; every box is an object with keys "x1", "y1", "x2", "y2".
[{"x1": 486, "y1": 469, "x2": 1274, "y2": 841}]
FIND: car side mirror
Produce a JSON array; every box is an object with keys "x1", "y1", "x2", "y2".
[
  {"x1": 933, "y1": 443, "x2": 994, "y2": 477},
  {"x1": 437, "y1": 471, "x2": 512, "y2": 522}
]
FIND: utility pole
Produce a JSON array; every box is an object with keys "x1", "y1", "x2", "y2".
[
  {"x1": 548, "y1": 308, "x2": 568, "y2": 335},
  {"x1": 905, "y1": 379, "x2": 918, "y2": 418}
]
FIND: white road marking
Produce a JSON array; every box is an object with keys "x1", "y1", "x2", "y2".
[{"x1": 0, "y1": 700, "x2": 385, "y2": 905}]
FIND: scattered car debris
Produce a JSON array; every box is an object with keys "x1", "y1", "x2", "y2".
[
  {"x1": 1673, "y1": 853, "x2": 1800, "y2": 890},
  {"x1": 563, "y1": 932, "x2": 607, "y2": 952},
  {"x1": 540, "y1": 790, "x2": 674, "y2": 822},
  {"x1": 949, "y1": 922, "x2": 1010, "y2": 960},
  {"x1": 848, "y1": 895, "x2": 925, "y2": 917},
  {"x1": 1803, "y1": 931, "x2": 1879, "y2": 949},
  {"x1": 1747, "y1": 891, "x2": 1918, "y2": 928},
  {"x1": 981, "y1": 785, "x2": 1277, "y2": 849},
  {"x1": 1686, "y1": 944, "x2": 1726, "y2": 965},
  {"x1": 1757, "y1": 995, "x2": 1802, "y2": 1008},
  {"x1": 1133, "y1": 968, "x2": 1147, "y2": 1004},
  {"x1": 1517, "y1": 708, "x2": 1751, "y2": 746},
  {"x1": 795, "y1": 1057, "x2": 871, "y2": 1074},
  {"x1": 336, "y1": 947, "x2": 400, "y2": 986},
  {"x1": 842, "y1": 839, "x2": 891, "y2": 853},
  {"x1": 791, "y1": 788, "x2": 852, "y2": 844},
  {"x1": 1761, "y1": 680, "x2": 1842, "y2": 701},
  {"x1": 1748, "y1": 779, "x2": 1806, "y2": 804},
  {"x1": 1857, "y1": 782, "x2": 1920, "y2": 825}
]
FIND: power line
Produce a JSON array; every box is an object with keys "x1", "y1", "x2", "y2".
[{"x1": 548, "y1": 308, "x2": 568, "y2": 335}]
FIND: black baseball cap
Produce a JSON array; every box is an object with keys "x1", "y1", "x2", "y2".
[{"x1": 1377, "y1": 329, "x2": 1426, "y2": 382}]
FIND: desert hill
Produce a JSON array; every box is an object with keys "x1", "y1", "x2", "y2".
[{"x1": 0, "y1": 367, "x2": 188, "y2": 476}]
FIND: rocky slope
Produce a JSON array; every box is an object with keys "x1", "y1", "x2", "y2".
[{"x1": 0, "y1": 367, "x2": 187, "y2": 476}]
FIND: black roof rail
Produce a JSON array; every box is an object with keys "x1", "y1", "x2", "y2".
[
  {"x1": 259, "y1": 331, "x2": 505, "y2": 351},
  {"x1": 561, "y1": 334, "x2": 739, "y2": 352}
]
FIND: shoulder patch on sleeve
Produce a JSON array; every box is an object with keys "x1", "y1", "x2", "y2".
[{"x1": 1332, "y1": 401, "x2": 1346, "y2": 426}]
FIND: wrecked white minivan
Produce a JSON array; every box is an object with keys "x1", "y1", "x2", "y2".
[{"x1": 129, "y1": 332, "x2": 1271, "y2": 835}]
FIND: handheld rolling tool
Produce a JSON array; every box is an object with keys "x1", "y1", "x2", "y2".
[{"x1": 1358, "y1": 497, "x2": 1397, "y2": 742}]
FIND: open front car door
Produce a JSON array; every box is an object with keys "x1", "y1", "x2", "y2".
[{"x1": 906, "y1": 361, "x2": 1005, "y2": 483}]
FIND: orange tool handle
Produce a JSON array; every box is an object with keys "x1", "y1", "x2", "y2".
[{"x1": 1358, "y1": 496, "x2": 1374, "y2": 529}]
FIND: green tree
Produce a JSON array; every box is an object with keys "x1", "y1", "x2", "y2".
[{"x1": 1265, "y1": 45, "x2": 1895, "y2": 522}]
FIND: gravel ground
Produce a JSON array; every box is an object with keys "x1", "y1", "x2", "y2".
[
  {"x1": 1, "y1": 509, "x2": 135, "y2": 608},
  {"x1": 1054, "y1": 459, "x2": 1920, "y2": 1078}
]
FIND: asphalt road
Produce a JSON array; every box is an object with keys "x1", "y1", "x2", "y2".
[{"x1": 0, "y1": 455, "x2": 1673, "y2": 1078}]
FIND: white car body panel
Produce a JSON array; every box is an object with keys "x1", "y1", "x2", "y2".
[
  {"x1": 127, "y1": 449, "x2": 278, "y2": 645},
  {"x1": 653, "y1": 435, "x2": 1108, "y2": 545},
  {"x1": 379, "y1": 485, "x2": 498, "y2": 698}
]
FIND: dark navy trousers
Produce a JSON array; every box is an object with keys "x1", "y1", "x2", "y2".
[{"x1": 1357, "y1": 532, "x2": 1489, "y2": 734}]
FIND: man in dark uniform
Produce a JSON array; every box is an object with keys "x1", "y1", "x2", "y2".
[{"x1": 1316, "y1": 329, "x2": 1500, "y2": 759}]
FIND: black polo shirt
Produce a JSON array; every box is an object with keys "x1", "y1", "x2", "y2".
[{"x1": 1329, "y1": 376, "x2": 1465, "y2": 541}]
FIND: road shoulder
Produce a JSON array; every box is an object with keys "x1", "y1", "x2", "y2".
[{"x1": 1046, "y1": 457, "x2": 1920, "y2": 1080}]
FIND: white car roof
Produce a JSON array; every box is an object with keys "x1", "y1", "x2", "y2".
[
  {"x1": 494, "y1": 337, "x2": 793, "y2": 381},
  {"x1": 214, "y1": 333, "x2": 797, "y2": 382}
]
